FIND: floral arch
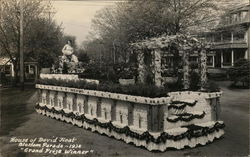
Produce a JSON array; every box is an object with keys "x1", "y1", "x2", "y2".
[{"x1": 131, "y1": 34, "x2": 209, "y2": 90}]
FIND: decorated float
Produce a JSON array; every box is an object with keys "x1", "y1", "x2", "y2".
[{"x1": 35, "y1": 34, "x2": 225, "y2": 152}]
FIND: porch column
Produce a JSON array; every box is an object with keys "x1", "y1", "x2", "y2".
[
  {"x1": 245, "y1": 50, "x2": 248, "y2": 59},
  {"x1": 154, "y1": 49, "x2": 162, "y2": 87},
  {"x1": 35, "y1": 65, "x2": 38, "y2": 81},
  {"x1": 221, "y1": 51, "x2": 224, "y2": 68},
  {"x1": 231, "y1": 50, "x2": 234, "y2": 66},
  {"x1": 212, "y1": 55, "x2": 215, "y2": 68},
  {"x1": 231, "y1": 32, "x2": 234, "y2": 42}
]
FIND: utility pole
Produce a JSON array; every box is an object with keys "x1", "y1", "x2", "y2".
[
  {"x1": 20, "y1": 0, "x2": 24, "y2": 90},
  {"x1": 248, "y1": 0, "x2": 250, "y2": 60}
]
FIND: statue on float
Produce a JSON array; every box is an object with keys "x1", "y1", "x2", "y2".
[
  {"x1": 54, "y1": 40, "x2": 83, "y2": 73},
  {"x1": 61, "y1": 40, "x2": 79, "y2": 63},
  {"x1": 51, "y1": 40, "x2": 85, "y2": 74}
]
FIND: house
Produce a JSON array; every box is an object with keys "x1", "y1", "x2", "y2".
[
  {"x1": 0, "y1": 57, "x2": 14, "y2": 77},
  {"x1": 0, "y1": 57, "x2": 39, "y2": 84},
  {"x1": 199, "y1": 4, "x2": 250, "y2": 73}
]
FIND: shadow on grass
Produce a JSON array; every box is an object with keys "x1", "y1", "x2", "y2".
[
  {"x1": 0, "y1": 103, "x2": 34, "y2": 136},
  {"x1": 0, "y1": 88, "x2": 36, "y2": 136}
]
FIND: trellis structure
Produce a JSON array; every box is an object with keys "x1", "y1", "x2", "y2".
[{"x1": 131, "y1": 34, "x2": 209, "y2": 90}]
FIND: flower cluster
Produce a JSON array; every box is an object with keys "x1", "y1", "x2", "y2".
[
  {"x1": 37, "y1": 78, "x2": 169, "y2": 98},
  {"x1": 131, "y1": 34, "x2": 202, "y2": 50}
]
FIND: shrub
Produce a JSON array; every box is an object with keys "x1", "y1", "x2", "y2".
[
  {"x1": 189, "y1": 70, "x2": 200, "y2": 91},
  {"x1": 228, "y1": 59, "x2": 250, "y2": 87},
  {"x1": 163, "y1": 72, "x2": 183, "y2": 91},
  {"x1": 203, "y1": 81, "x2": 220, "y2": 92},
  {"x1": 161, "y1": 70, "x2": 176, "y2": 77},
  {"x1": 113, "y1": 63, "x2": 136, "y2": 79}
]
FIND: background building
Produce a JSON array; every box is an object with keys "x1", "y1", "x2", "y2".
[
  {"x1": 0, "y1": 57, "x2": 39, "y2": 85},
  {"x1": 201, "y1": 4, "x2": 250, "y2": 73}
]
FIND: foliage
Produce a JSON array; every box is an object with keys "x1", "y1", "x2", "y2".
[
  {"x1": 163, "y1": 72, "x2": 183, "y2": 91},
  {"x1": 0, "y1": 72, "x2": 10, "y2": 85},
  {"x1": 163, "y1": 71, "x2": 219, "y2": 92},
  {"x1": 189, "y1": 71, "x2": 200, "y2": 91},
  {"x1": 37, "y1": 78, "x2": 169, "y2": 98},
  {"x1": 202, "y1": 81, "x2": 220, "y2": 92},
  {"x1": 113, "y1": 63, "x2": 136, "y2": 79},
  {"x1": 0, "y1": 0, "x2": 64, "y2": 84},
  {"x1": 27, "y1": 19, "x2": 64, "y2": 68},
  {"x1": 79, "y1": 61, "x2": 104, "y2": 80},
  {"x1": 162, "y1": 70, "x2": 177, "y2": 77},
  {"x1": 228, "y1": 59, "x2": 250, "y2": 87},
  {"x1": 85, "y1": 0, "x2": 221, "y2": 63},
  {"x1": 76, "y1": 49, "x2": 90, "y2": 65}
]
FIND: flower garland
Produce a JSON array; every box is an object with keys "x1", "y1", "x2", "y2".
[
  {"x1": 167, "y1": 111, "x2": 205, "y2": 123},
  {"x1": 35, "y1": 104, "x2": 225, "y2": 144},
  {"x1": 168, "y1": 100, "x2": 198, "y2": 110}
]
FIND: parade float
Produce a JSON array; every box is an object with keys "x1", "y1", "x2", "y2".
[{"x1": 35, "y1": 35, "x2": 225, "y2": 152}]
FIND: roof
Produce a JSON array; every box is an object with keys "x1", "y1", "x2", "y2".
[
  {"x1": 24, "y1": 56, "x2": 38, "y2": 62},
  {"x1": 0, "y1": 57, "x2": 11, "y2": 65},
  {"x1": 0, "y1": 56, "x2": 38, "y2": 65}
]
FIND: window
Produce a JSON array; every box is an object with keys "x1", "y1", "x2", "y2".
[
  {"x1": 223, "y1": 51, "x2": 232, "y2": 66},
  {"x1": 4, "y1": 65, "x2": 11, "y2": 75},
  {"x1": 190, "y1": 56, "x2": 198, "y2": 62},
  {"x1": 207, "y1": 56, "x2": 214, "y2": 66},
  {"x1": 25, "y1": 65, "x2": 29, "y2": 73}
]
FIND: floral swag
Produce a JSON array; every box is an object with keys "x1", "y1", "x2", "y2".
[{"x1": 35, "y1": 104, "x2": 225, "y2": 145}]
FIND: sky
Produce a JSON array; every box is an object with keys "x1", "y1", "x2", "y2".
[{"x1": 52, "y1": 0, "x2": 117, "y2": 46}]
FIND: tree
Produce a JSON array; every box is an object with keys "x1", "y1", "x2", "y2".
[
  {"x1": 88, "y1": 0, "x2": 223, "y2": 63},
  {"x1": 0, "y1": 0, "x2": 64, "y2": 84},
  {"x1": 75, "y1": 48, "x2": 90, "y2": 64},
  {"x1": 25, "y1": 18, "x2": 65, "y2": 68},
  {"x1": 228, "y1": 59, "x2": 250, "y2": 88}
]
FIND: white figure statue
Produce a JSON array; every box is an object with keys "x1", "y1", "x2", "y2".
[
  {"x1": 62, "y1": 40, "x2": 74, "y2": 56},
  {"x1": 62, "y1": 40, "x2": 78, "y2": 63}
]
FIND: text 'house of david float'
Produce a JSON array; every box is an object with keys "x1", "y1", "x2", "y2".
[{"x1": 35, "y1": 35, "x2": 225, "y2": 152}]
